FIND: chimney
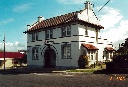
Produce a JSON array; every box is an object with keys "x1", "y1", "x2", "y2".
[
  {"x1": 84, "y1": 1, "x2": 93, "y2": 10},
  {"x1": 38, "y1": 16, "x2": 44, "y2": 22},
  {"x1": 27, "y1": 25, "x2": 30, "y2": 30}
]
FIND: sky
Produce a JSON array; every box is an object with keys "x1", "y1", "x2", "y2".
[{"x1": 0, "y1": 0, "x2": 127, "y2": 51}]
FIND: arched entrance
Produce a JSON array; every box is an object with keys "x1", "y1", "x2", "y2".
[{"x1": 44, "y1": 48, "x2": 56, "y2": 68}]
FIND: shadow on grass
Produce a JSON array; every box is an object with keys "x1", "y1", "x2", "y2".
[
  {"x1": 0, "y1": 67, "x2": 78, "y2": 75},
  {"x1": 93, "y1": 68, "x2": 128, "y2": 74},
  {"x1": 1, "y1": 67, "x2": 128, "y2": 75}
]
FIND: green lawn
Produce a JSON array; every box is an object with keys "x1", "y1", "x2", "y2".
[
  {"x1": 65, "y1": 64, "x2": 106, "y2": 73},
  {"x1": 66, "y1": 69, "x2": 98, "y2": 73}
]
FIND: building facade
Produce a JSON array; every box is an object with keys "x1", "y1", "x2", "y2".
[{"x1": 24, "y1": 1, "x2": 115, "y2": 68}]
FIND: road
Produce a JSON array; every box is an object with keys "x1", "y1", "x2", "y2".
[{"x1": 0, "y1": 72, "x2": 128, "y2": 87}]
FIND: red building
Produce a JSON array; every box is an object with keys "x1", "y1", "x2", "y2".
[{"x1": 0, "y1": 52, "x2": 25, "y2": 68}]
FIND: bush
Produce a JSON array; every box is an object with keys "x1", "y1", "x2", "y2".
[{"x1": 78, "y1": 55, "x2": 89, "y2": 68}]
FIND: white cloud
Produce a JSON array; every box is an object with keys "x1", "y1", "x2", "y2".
[
  {"x1": 0, "y1": 41, "x2": 26, "y2": 52},
  {"x1": 0, "y1": 18, "x2": 14, "y2": 25},
  {"x1": 56, "y1": 0, "x2": 86, "y2": 4},
  {"x1": 13, "y1": 3, "x2": 31, "y2": 13},
  {"x1": 56, "y1": 0, "x2": 99, "y2": 4},
  {"x1": 99, "y1": 7, "x2": 128, "y2": 49},
  {"x1": 99, "y1": 7, "x2": 123, "y2": 30}
]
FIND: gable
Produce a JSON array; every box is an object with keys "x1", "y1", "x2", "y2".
[{"x1": 77, "y1": 9, "x2": 100, "y2": 25}]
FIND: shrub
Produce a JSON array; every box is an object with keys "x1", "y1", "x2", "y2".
[{"x1": 78, "y1": 55, "x2": 89, "y2": 68}]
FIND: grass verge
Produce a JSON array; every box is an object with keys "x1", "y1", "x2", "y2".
[{"x1": 66, "y1": 69, "x2": 99, "y2": 73}]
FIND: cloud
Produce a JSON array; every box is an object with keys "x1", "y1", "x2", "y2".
[
  {"x1": 56, "y1": 0, "x2": 86, "y2": 4},
  {"x1": 0, "y1": 18, "x2": 14, "y2": 25},
  {"x1": 99, "y1": 7, "x2": 123, "y2": 30},
  {"x1": 98, "y1": 7, "x2": 128, "y2": 48},
  {"x1": 56, "y1": 0, "x2": 100, "y2": 4},
  {"x1": 0, "y1": 41, "x2": 26, "y2": 52},
  {"x1": 13, "y1": 3, "x2": 31, "y2": 13}
]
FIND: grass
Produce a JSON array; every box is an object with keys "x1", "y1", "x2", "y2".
[
  {"x1": 65, "y1": 64, "x2": 106, "y2": 73},
  {"x1": 66, "y1": 69, "x2": 98, "y2": 73}
]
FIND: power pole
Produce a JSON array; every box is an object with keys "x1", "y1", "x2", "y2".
[{"x1": 3, "y1": 34, "x2": 5, "y2": 71}]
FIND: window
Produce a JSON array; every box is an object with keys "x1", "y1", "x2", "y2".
[
  {"x1": 85, "y1": 26, "x2": 88, "y2": 35},
  {"x1": 91, "y1": 51, "x2": 93, "y2": 60},
  {"x1": 62, "y1": 26, "x2": 71, "y2": 37},
  {"x1": 45, "y1": 29, "x2": 53, "y2": 39},
  {"x1": 88, "y1": 51, "x2": 94, "y2": 60},
  {"x1": 32, "y1": 32, "x2": 35, "y2": 41},
  {"x1": 32, "y1": 32, "x2": 39, "y2": 41},
  {"x1": 62, "y1": 44, "x2": 71, "y2": 59},
  {"x1": 0, "y1": 60, "x2": 2, "y2": 66},
  {"x1": 36, "y1": 32, "x2": 39, "y2": 40},
  {"x1": 32, "y1": 47, "x2": 39, "y2": 60}
]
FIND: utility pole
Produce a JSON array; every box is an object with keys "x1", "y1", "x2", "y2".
[{"x1": 3, "y1": 34, "x2": 5, "y2": 71}]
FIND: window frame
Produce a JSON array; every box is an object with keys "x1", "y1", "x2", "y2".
[
  {"x1": 32, "y1": 47, "x2": 39, "y2": 60},
  {"x1": 88, "y1": 50, "x2": 95, "y2": 60},
  {"x1": 61, "y1": 44, "x2": 71, "y2": 59},
  {"x1": 62, "y1": 25, "x2": 71, "y2": 37},
  {"x1": 45, "y1": 29, "x2": 53, "y2": 39},
  {"x1": 32, "y1": 32, "x2": 39, "y2": 41},
  {"x1": 32, "y1": 32, "x2": 36, "y2": 41},
  {"x1": 36, "y1": 32, "x2": 39, "y2": 40}
]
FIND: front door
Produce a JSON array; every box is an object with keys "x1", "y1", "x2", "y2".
[{"x1": 44, "y1": 48, "x2": 56, "y2": 68}]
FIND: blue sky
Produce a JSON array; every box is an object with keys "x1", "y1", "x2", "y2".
[{"x1": 0, "y1": 0, "x2": 127, "y2": 51}]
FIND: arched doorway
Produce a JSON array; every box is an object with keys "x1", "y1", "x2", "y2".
[{"x1": 44, "y1": 48, "x2": 56, "y2": 68}]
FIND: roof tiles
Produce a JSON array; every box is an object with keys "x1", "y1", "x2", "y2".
[
  {"x1": 82, "y1": 43, "x2": 99, "y2": 50},
  {"x1": 25, "y1": 10, "x2": 104, "y2": 33},
  {"x1": 105, "y1": 47, "x2": 115, "y2": 51}
]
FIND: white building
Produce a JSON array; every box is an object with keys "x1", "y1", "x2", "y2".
[{"x1": 24, "y1": 1, "x2": 115, "y2": 68}]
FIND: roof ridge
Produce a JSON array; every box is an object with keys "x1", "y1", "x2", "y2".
[{"x1": 25, "y1": 9, "x2": 104, "y2": 33}]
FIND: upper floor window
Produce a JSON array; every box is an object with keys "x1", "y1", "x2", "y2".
[
  {"x1": 45, "y1": 29, "x2": 53, "y2": 39},
  {"x1": 62, "y1": 25, "x2": 71, "y2": 37},
  {"x1": 85, "y1": 26, "x2": 88, "y2": 35},
  {"x1": 32, "y1": 47, "x2": 39, "y2": 60},
  {"x1": 61, "y1": 44, "x2": 71, "y2": 59},
  {"x1": 32, "y1": 32, "x2": 39, "y2": 41}
]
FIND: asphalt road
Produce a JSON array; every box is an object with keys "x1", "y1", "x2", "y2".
[{"x1": 0, "y1": 72, "x2": 128, "y2": 87}]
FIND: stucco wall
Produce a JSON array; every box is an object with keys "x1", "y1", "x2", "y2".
[{"x1": 77, "y1": 9, "x2": 100, "y2": 25}]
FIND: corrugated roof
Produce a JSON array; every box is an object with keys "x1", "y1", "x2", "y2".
[
  {"x1": 0, "y1": 52, "x2": 24, "y2": 59},
  {"x1": 25, "y1": 10, "x2": 104, "y2": 33},
  {"x1": 82, "y1": 43, "x2": 99, "y2": 50}
]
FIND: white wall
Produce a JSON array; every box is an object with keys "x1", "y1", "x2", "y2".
[{"x1": 77, "y1": 9, "x2": 100, "y2": 25}]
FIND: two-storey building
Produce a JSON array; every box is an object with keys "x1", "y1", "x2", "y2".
[{"x1": 24, "y1": 1, "x2": 115, "y2": 68}]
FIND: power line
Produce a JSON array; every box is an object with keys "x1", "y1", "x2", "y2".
[{"x1": 98, "y1": 0, "x2": 110, "y2": 12}]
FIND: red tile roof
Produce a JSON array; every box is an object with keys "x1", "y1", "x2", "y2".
[
  {"x1": 25, "y1": 10, "x2": 104, "y2": 33},
  {"x1": 82, "y1": 43, "x2": 99, "y2": 50},
  {"x1": 105, "y1": 47, "x2": 115, "y2": 51},
  {"x1": 0, "y1": 52, "x2": 24, "y2": 59}
]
